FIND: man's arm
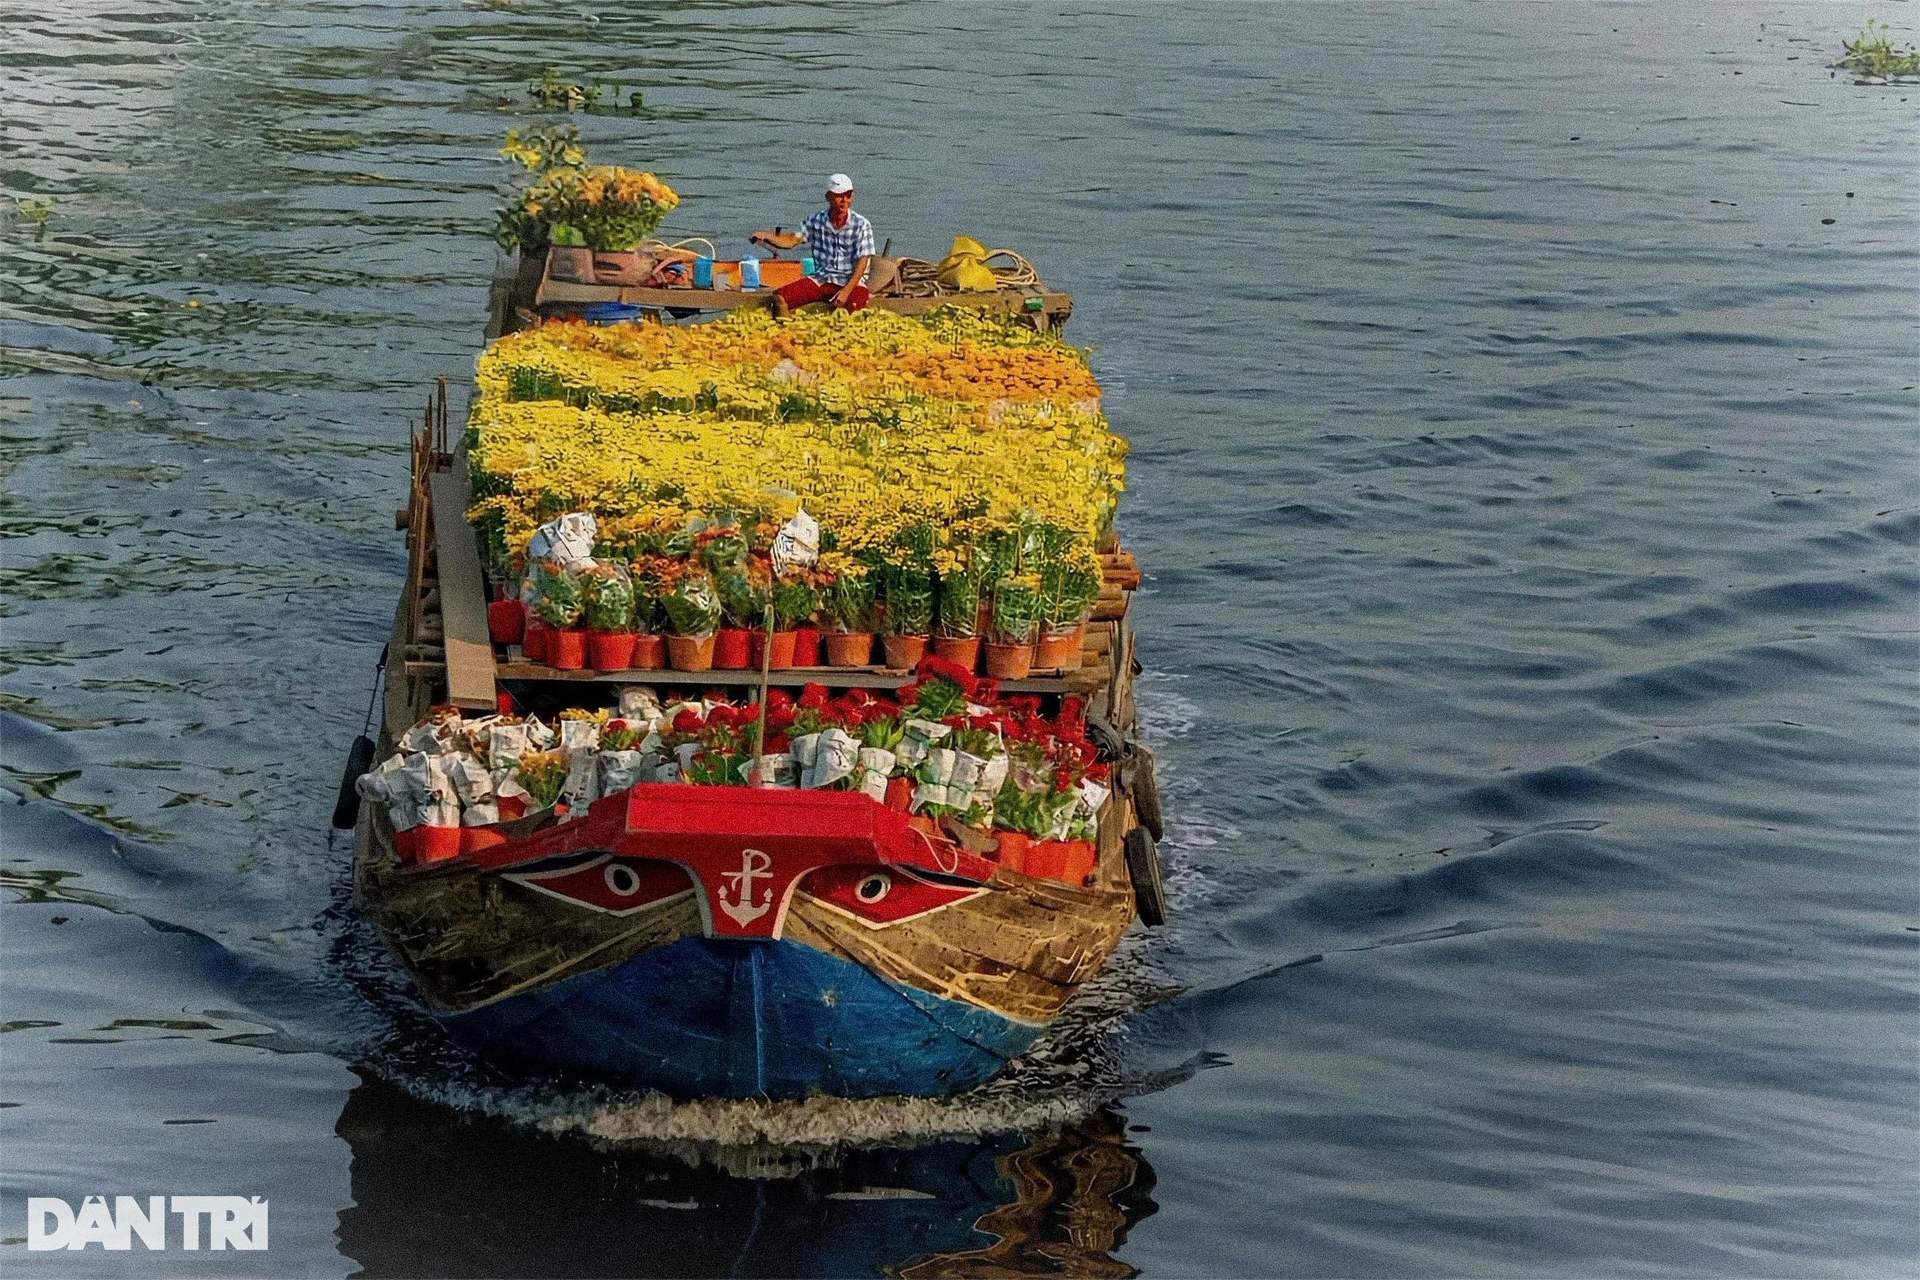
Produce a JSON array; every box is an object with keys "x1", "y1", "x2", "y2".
[{"x1": 835, "y1": 255, "x2": 873, "y2": 305}]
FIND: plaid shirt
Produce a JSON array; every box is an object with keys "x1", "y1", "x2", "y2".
[{"x1": 802, "y1": 208, "x2": 875, "y2": 286}]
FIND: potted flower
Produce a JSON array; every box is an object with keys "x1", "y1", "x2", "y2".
[
  {"x1": 661, "y1": 565, "x2": 721, "y2": 671},
  {"x1": 985, "y1": 573, "x2": 1043, "y2": 679},
  {"x1": 820, "y1": 561, "x2": 875, "y2": 668},
  {"x1": 581, "y1": 562, "x2": 637, "y2": 671},
  {"x1": 932, "y1": 547, "x2": 981, "y2": 672},
  {"x1": 759, "y1": 572, "x2": 817, "y2": 671},
  {"x1": 714, "y1": 562, "x2": 769, "y2": 670},
  {"x1": 494, "y1": 128, "x2": 680, "y2": 286},
  {"x1": 1036, "y1": 554, "x2": 1101, "y2": 672},
  {"x1": 879, "y1": 560, "x2": 934, "y2": 671},
  {"x1": 629, "y1": 557, "x2": 668, "y2": 669},
  {"x1": 530, "y1": 562, "x2": 587, "y2": 669}
]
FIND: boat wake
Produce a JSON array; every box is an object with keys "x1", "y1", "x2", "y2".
[{"x1": 336, "y1": 886, "x2": 1190, "y2": 1173}]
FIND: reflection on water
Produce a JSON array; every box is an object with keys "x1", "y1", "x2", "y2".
[{"x1": 334, "y1": 1072, "x2": 1154, "y2": 1279}]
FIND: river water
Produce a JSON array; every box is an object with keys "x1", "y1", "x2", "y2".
[{"x1": 3, "y1": 2, "x2": 1916, "y2": 1275}]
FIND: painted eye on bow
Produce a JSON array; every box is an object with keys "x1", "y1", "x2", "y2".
[
  {"x1": 799, "y1": 865, "x2": 986, "y2": 927},
  {"x1": 604, "y1": 863, "x2": 642, "y2": 896}
]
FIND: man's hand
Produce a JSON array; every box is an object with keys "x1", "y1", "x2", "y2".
[{"x1": 833, "y1": 283, "x2": 858, "y2": 308}]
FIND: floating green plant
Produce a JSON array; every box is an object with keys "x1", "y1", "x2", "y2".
[{"x1": 1835, "y1": 20, "x2": 1920, "y2": 78}]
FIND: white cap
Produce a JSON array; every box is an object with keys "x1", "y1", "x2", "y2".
[{"x1": 826, "y1": 173, "x2": 854, "y2": 194}]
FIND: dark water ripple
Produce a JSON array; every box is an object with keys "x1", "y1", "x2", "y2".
[{"x1": 4, "y1": 1, "x2": 1918, "y2": 1276}]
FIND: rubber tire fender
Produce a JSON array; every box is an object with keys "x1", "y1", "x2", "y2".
[
  {"x1": 1129, "y1": 744, "x2": 1165, "y2": 843},
  {"x1": 332, "y1": 734, "x2": 376, "y2": 830},
  {"x1": 1124, "y1": 827, "x2": 1169, "y2": 927}
]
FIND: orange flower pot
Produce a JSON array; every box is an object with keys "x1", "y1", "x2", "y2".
[
  {"x1": 487, "y1": 599, "x2": 525, "y2": 645},
  {"x1": 751, "y1": 629, "x2": 797, "y2": 671},
  {"x1": 932, "y1": 635, "x2": 981, "y2": 672},
  {"x1": 885, "y1": 777, "x2": 914, "y2": 812},
  {"x1": 984, "y1": 641, "x2": 1034, "y2": 680},
  {"x1": 714, "y1": 627, "x2": 753, "y2": 669},
  {"x1": 587, "y1": 629, "x2": 637, "y2": 672},
  {"x1": 630, "y1": 633, "x2": 666, "y2": 669},
  {"x1": 1035, "y1": 626, "x2": 1083, "y2": 671},
  {"x1": 549, "y1": 627, "x2": 588, "y2": 670},
  {"x1": 994, "y1": 831, "x2": 1030, "y2": 875},
  {"x1": 791, "y1": 625, "x2": 822, "y2": 667},
  {"x1": 416, "y1": 824, "x2": 463, "y2": 864},
  {"x1": 825, "y1": 631, "x2": 874, "y2": 667},
  {"x1": 667, "y1": 633, "x2": 716, "y2": 672},
  {"x1": 523, "y1": 619, "x2": 551, "y2": 663},
  {"x1": 882, "y1": 633, "x2": 929, "y2": 671}
]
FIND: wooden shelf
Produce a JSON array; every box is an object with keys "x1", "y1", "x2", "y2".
[
  {"x1": 527, "y1": 279, "x2": 1074, "y2": 321},
  {"x1": 495, "y1": 660, "x2": 1079, "y2": 695}
]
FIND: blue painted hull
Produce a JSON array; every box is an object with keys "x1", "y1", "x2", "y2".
[{"x1": 440, "y1": 936, "x2": 1042, "y2": 1099}]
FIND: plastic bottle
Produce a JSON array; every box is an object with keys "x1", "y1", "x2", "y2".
[
  {"x1": 739, "y1": 257, "x2": 762, "y2": 290},
  {"x1": 693, "y1": 257, "x2": 714, "y2": 289}
]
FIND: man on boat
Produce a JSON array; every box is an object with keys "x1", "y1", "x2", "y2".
[{"x1": 753, "y1": 173, "x2": 874, "y2": 317}]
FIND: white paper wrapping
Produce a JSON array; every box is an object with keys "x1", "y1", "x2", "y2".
[
  {"x1": 949, "y1": 751, "x2": 986, "y2": 793},
  {"x1": 528, "y1": 512, "x2": 598, "y2": 567},
  {"x1": 598, "y1": 750, "x2": 652, "y2": 794},
  {"x1": 487, "y1": 722, "x2": 533, "y2": 771},
  {"x1": 977, "y1": 753, "x2": 1010, "y2": 798},
  {"x1": 788, "y1": 732, "x2": 820, "y2": 770},
  {"x1": 855, "y1": 746, "x2": 896, "y2": 801},
  {"x1": 806, "y1": 727, "x2": 858, "y2": 789},
  {"x1": 751, "y1": 753, "x2": 799, "y2": 789},
  {"x1": 616, "y1": 686, "x2": 662, "y2": 723},
  {"x1": 771, "y1": 507, "x2": 820, "y2": 577},
  {"x1": 461, "y1": 801, "x2": 500, "y2": 827},
  {"x1": 561, "y1": 749, "x2": 599, "y2": 814},
  {"x1": 559, "y1": 718, "x2": 601, "y2": 753}
]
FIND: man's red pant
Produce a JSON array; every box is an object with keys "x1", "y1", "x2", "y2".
[{"x1": 773, "y1": 276, "x2": 870, "y2": 312}]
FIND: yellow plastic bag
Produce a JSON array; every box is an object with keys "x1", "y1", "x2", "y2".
[{"x1": 936, "y1": 235, "x2": 997, "y2": 292}]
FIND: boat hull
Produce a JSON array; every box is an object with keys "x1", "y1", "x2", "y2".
[{"x1": 441, "y1": 935, "x2": 1042, "y2": 1099}]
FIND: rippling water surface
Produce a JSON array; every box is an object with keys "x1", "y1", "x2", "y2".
[{"x1": 3, "y1": 2, "x2": 1916, "y2": 1275}]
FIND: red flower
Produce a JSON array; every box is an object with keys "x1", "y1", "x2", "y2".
[
  {"x1": 972, "y1": 677, "x2": 1000, "y2": 706},
  {"x1": 895, "y1": 681, "x2": 921, "y2": 706},
  {"x1": 706, "y1": 704, "x2": 737, "y2": 728},
  {"x1": 1007, "y1": 695, "x2": 1043, "y2": 717},
  {"x1": 766, "y1": 732, "x2": 791, "y2": 754},
  {"x1": 672, "y1": 709, "x2": 706, "y2": 734},
  {"x1": 799, "y1": 682, "x2": 830, "y2": 709},
  {"x1": 1060, "y1": 696, "x2": 1085, "y2": 726},
  {"x1": 913, "y1": 654, "x2": 978, "y2": 696},
  {"x1": 767, "y1": 689, "x2": 796, "y2": 715}
]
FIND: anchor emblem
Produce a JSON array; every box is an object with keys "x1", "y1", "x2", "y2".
[{"x1": 718, "y1": 848, "x2": 774, "y2": 926}]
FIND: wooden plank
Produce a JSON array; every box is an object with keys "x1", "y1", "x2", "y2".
[
  {"x1": 495, "y1": 661, "x2": 1072, "y2": 695},
  {"x1": 427, "y1": 469, "x2": 497, "y2": 711},
  {"x1": 531, "y1": 279, "x2": 1073, "y2": 319}
]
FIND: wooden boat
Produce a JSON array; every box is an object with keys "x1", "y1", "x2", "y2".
[{"x1": 349, "y1": 260, "x2": 1167, "y2": 1101}]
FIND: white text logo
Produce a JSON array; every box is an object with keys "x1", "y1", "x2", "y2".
[{"x1": 26, "y1": 1196, "x2": 268, "y2": 1251}]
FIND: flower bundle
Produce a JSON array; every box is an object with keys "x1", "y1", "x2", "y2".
[
  {"x1": 362, "y1": 660, "x2": 1110, "y2": 879},
  {"x1": 494, "y1": 129, "x2": 679, "y2": 252}
]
